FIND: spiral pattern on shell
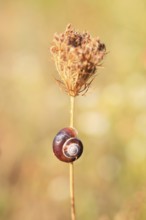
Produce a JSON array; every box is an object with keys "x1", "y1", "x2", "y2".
[{"x1": 52, "y1": 127, "x2": 83, "y2": 163}]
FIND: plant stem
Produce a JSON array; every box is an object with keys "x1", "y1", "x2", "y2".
[
  {"x1": 70, "y1": 96, "x2": 74, "y2": 128},
  {"x1": 70, "y1": 96, "x2": 76, "y2": 220},
  {"x1": 70, "y1": 162, "x2": 75, "y2": 220}
]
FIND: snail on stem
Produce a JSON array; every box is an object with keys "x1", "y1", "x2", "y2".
[
  {"x1": 50, "y1": 24, "x2": 106, "y2": 220},
  {"x1": 53, "y1": 127, "x2": 83, "y2": 163}
]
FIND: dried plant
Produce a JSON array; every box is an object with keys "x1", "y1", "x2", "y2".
[
  {"x1": 50, "y1": 24, "x2": 106, "y2": 96},
  {"x1": 50, "y1": 24, "x2": 107, "y2": 220}
]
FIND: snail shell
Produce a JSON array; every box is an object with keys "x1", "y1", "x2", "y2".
[{"x1": 53, "y1": 127, "x2": 83, "y2": 163}]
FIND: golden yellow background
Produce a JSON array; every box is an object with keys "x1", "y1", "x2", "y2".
[{"x1": 0, "y1": 0, "x2": 146, "y2": 219}]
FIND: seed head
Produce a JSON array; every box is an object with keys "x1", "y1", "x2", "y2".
[{"x1": 50, "y1": 24, "x2": 106, "y2": 96}]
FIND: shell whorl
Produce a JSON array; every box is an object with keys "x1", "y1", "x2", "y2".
[
  {"x1": 63, "y1": 137, "x2": 81, "y2": 159},
  {"x1": 52, "y1": 127, "x2": 83, "y2": 163}
]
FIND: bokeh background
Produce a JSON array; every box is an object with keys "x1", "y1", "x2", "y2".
[{"x1": 0, "y1": 0, "x2": 146, "y2": 219}]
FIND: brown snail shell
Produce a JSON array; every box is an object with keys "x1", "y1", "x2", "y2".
[{"x1": 52, "y1": 127, "x2": 83, "y2": 163}]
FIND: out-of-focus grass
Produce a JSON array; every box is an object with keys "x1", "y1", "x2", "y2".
[{"x1": 0, "y1": 0, "x2": 146, "y2": 219}]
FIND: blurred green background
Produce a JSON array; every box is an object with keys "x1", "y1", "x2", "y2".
[{"x1": 0, "y1": 0, "x2": 146, "y2": 219}]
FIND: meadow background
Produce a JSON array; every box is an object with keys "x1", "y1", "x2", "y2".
[{"x1": 0, "y1": 0, "x2": 146, "y2": 219}]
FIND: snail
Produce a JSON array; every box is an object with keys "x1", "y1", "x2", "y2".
[{"x1": 53, "y1": 127, "x2": 83, "y2": 163}]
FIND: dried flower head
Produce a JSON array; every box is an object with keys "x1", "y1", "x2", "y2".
[{"x1": 50, "y1": 24, "x2": 106, "y2": 96}]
